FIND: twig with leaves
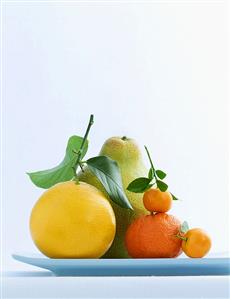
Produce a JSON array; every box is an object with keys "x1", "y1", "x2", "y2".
[{"x1": 127, "y1": 146, "x2": 178, "y2": 200}]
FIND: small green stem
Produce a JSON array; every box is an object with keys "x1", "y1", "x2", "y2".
[
  {"x1": 79, "y1": 162, "x2": 85, "y2": 173},
  {"x1": 144, "y1": 146, "x2": 155, "y2": 172},
  {"x1": 73, "y1": 114, "x2": 94, "y2": 182},
  {"x1": 176, "y1": 233, "x2": 187, "y2": 241},
  {"x1": 144, "y1": 145, "x2": 158, "y2": 185}
]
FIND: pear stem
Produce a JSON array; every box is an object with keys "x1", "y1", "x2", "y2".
[{"x1": 73, "y1": 114, "x2": 94, "y2": 183}]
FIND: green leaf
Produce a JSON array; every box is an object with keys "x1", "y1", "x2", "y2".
[
  {"x1": 171, "y1": 193, "x2": 179, "y2": 200},
  {"x1": 180, "y1": 221, "x2": 189, "y2": 234},
  {"x1": 156, "y1": 169, "x2": 167, "y2": 180},
  {"x1": 86, "y1": 156, "x2": 133, "y2": 210},
  {"x1": 156, "y1": 180, "x2": 168, "y2": 192},
  {"x1": 148, "y1": 168, "x2": 154, "y2": 180},
  {"x1": 27, "y1": 136, "x2": 88, "y2": 189},
  {"x1": 127, "y1": 177, "x2": 152, "y2": 193}
]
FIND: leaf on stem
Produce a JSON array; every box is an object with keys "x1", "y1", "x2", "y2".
[
  {"x1": 180, "y1": 221, "x2": 189, "y2": 234},
  {"x1": 86, "y1": 156, "x2": 133, "y2": 210},
  {"x1": 156, "y1": 169, "x2": 167, "y2": 180},
  {"x1": 27, "y1": 136, "x2": 88, "y2": 188},
  {"x1": 171, "y1": 193, "x2": 179, "y2": 200},
  {"x1": 148, "y1": 168, "x2": 154, "y2": 180},
  {"x1": 127, "y1": 177, "x2": 153, "y2": 193},
  {"x1": 156, "y1": 180, "x2": 168, "y2": 192}
]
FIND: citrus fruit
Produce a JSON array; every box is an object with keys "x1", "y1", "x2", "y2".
[
  {"x1": 181, "y1": 228, "x2": 211, "y2": 258},
  {"x1": 143, "y1": 188, "x2": 172, "y2": 213},
  {"x1": 125, "y1": 213, "x2": 182, "y2": 258},
  {"x1": 30, "y1": 181, "x2": 116, "y2": 258}
]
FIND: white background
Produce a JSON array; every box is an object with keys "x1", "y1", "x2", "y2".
[{"x1": 2, "y1": 1, "x2": 229, "y2": 271}]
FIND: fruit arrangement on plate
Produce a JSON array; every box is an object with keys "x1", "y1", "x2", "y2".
[{"x1": 28, "y1": 115, "x2": 211, "y2": 259}]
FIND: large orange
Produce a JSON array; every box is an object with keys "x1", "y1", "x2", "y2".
[{"x1": 125, "y1": 213, "x2": 182, "y2": 258}]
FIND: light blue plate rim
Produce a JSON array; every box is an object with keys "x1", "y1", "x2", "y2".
[{"x1": 12, "y1": 252, "x2": 230, "y2": 276}]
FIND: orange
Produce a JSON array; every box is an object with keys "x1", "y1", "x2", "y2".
[
  {"x1": 125, "y1": 213, "x2": 182, "y2": 258},
  {"x1": 182, "y1": 228, "x2": 211, "y2": 258},
  {"x1": 143, "y1": 188, "x2": 172, "y2": 213}
]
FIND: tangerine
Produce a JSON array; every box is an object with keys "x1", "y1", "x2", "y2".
[
  {"x1": 143, "y1": 188, "x2": 172, "y2": 213},
  {"x1": 125, "y1": 213, "x2": 182, "y2": 258},
  {"x1": 181, "y1": 228, "x2": 211, "y2": 258}
]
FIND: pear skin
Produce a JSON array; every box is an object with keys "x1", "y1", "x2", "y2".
[{"x1": 78, "y1": 136, "x2": 148, "y2": 258}]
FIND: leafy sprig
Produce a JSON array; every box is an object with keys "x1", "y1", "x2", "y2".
[
  {"x1": 27, "y1": 115, "x2": 133, "y2": 210},
  {"x1": 127, "y1": 145, "x2": 178, "y2": 200}
]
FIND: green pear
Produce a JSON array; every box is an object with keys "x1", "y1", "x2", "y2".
[{"x1": 78, "y1": 136, "x2": 148, "y2": 258}]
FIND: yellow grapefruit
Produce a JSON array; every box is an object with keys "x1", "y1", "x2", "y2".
[{"x1": 30, "y1": 181, "x2": 116, "y2": 258}]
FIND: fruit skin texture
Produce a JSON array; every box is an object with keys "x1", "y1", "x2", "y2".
[
  {"x1": 143, "y1": 189, "x2": 172, "y2": 213},
  {"x1": 79, "y1": 136, "x2": 148, "y2": 258},
  {"x1": 125, "y1": 213, "x2": 182, "y2": 258},
  {"x1": 182, "y1": 228, "x2": 211, "y2": 258},
  {"x1": 30, "y1": 181, "x2": 116, "y2": 258}
]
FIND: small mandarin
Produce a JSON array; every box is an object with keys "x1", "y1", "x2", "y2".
[
  {"x1": 143, "y1": 188, "x2": 172, "y2": 213},
  {"x1": 182, "y1": 228, "x2": 211, "y2": 258}
]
